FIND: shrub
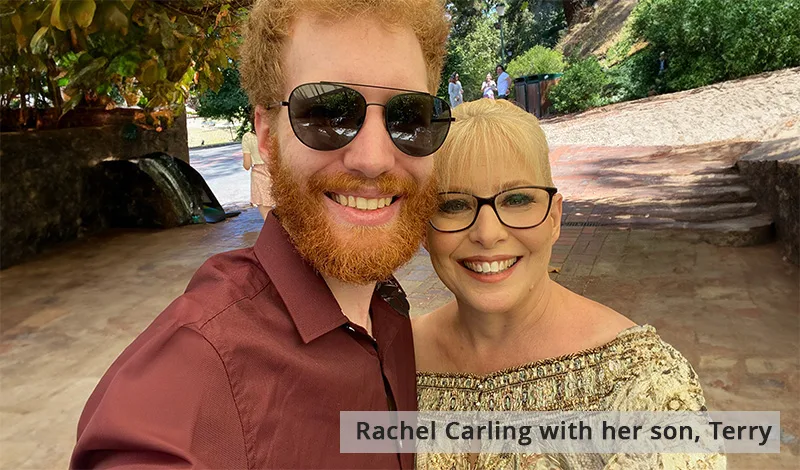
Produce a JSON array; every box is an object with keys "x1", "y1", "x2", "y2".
[
  {"x1": 629, "y1": 0, "x2": 800, "y2": 91},
  {"x1": 506, "y1": 46, "x2": 566, "y2": 78},
  {"x1": 605, "y1": 47, "x2": 661, "y2": 104},
  {"x1": 549, "y1": 56, "x2": 608, "y2": 113}
]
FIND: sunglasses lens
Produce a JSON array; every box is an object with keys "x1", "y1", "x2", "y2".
[
  {"x1": 288, "y1": 83, "x2": 366, "y2": 151},
  {"x1": 386, "y1": 94, "x2": 452, "y2": 157}
]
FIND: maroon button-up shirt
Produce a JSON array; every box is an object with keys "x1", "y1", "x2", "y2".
[{"x1": 71, "y1": 213, "x2": 417, "y2": 469}]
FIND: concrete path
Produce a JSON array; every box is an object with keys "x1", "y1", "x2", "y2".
[{"x1": 190, "y1": 143, "x2": 252, "y2": 211}]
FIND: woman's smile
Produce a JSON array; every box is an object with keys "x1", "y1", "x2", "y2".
[{"x1": 459, "y1": 255, "x2": 522, "y2": 283}]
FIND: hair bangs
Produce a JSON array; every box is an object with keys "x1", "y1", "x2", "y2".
[{"x1": 435, "y1": 99, "x2": 553, "y2": 193}]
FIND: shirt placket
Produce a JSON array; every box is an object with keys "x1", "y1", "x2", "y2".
[{"x1": 342, "y1": 322, "x2": 406, "y2": 460}]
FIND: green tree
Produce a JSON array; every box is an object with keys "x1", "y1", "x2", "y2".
[
  {"x1": 442, "y1": 14, "x2": 501, "y2": 102},
  {"x1": 440, "y1": 0, "x2": 567, "y2": 100},
  {"x1": 549, "y1": 55, "x2": 608, "y2": 113},
  {"x1": 506, "y1": 45, "x2": 565, "y2": 78},
  {"x1": 0, "y1": 0, "x2": 252, "y2": 130},
  {"x1": 627, "y1": 0, "x2": 800, "y2": 92},
  {"x1": 195, "y1": 64, "x2": 251, "y2": 138}
]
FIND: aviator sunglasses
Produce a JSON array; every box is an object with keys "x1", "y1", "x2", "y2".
[{"x1": 266, "y1": 82, "x2": 454, "y2": 157}]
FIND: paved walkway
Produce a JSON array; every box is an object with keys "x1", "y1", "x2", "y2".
[{"x1": 190, "y1": 143, "x2": 252, "y2": 211}]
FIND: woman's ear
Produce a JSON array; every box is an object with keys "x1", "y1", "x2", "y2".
[
  {"x1": 550, "y1": 193, "x2": 563, "y2": 244},
  {"x1": 421, "y1": 228, "x2": 430, "y2": 252}
]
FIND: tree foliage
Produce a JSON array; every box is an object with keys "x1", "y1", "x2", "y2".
[
  {"x1": 626, "y1": 0, "x2": 800, "y2": 92},
  {"x1": 441, "y1": 14, "x2": 501, "y2": 101},
  {"x1": 440, "y1": 0, "x2": 567, "y2": 100},
  {"x1": 195, "y1": 64, "x2": 251, "y2": 138},
  {"x1": 507, "y1": 45, "x2": 565, "y2": 78},
  {"x1": 0, "y1": 0, "x2": 252, "y2": 130},
  {"x1": 548, "y1": 55, "x2": 607, "y2": 113}
]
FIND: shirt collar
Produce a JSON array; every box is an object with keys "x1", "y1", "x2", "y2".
[{"x1": 254, "y1": 212, "x2": 405, "y2": 344}]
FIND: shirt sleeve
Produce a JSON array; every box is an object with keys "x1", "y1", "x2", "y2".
[
  {"x1": 70, "y1": 325, "x2": 248, "y2": 469},
  {"x1": 241, "y1": 132, "x2": 252, "y2": 154}
]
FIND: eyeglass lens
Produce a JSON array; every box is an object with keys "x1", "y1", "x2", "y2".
[
  {"x1": 431, "y1": 187, "x2": 553, "y2": 232},
  {"x1": 287, "y1": 83, "x2": 451, "y2": 157}
]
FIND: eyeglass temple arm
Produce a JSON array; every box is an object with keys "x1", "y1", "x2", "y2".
[{"x1": 265, "y1": 101, "x2": 289, "y2": 110}]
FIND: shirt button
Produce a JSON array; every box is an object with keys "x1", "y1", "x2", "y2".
[{"x1": 345, "y1": 325, "x2": 356, "y2": 332}]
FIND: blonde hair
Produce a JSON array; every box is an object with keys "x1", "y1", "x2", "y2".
[
  {"x1": 435, "y1": 99, "x2": 553, "y2": 191},
  {"x1": 240, "y1": 0, "x2": 450, "y2": 108}
]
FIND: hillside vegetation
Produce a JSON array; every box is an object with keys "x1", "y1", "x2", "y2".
[{"x1": 546, "y1": 0, "x2": 800, "y2": 113}]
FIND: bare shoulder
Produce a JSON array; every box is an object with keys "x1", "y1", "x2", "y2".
[{"x1": 557, "y1": 283, "x2": 636, "y2": 346}]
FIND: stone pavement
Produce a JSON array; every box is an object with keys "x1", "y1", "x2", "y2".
[
  {"x1": 191, "y1": 143, "x2": 252, "y2": 212},
  {"x1": 1, "y1": 144, "x2": 799, "y2": 469}
]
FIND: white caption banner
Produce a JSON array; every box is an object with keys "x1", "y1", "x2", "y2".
[{"x1": 340, "y1": 411, "x2": 780, "y2": 454}]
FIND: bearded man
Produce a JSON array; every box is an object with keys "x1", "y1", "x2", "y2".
[{"x1": 70, "y1": 1, "x2": 451, "y2": 468}]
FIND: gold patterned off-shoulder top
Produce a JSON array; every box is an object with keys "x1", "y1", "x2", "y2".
[{"x1": 416, "y1": 325, "x2": 726, "y2": 470}]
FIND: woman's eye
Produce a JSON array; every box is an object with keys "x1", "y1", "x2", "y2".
[
  {"x1": 501, "y1": 193, "x2": 534, "y2": 207},
  {"x1": 439, "y1": 199, "x2": 472, "y2": 214}
]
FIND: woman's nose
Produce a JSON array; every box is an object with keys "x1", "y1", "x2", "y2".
[{"x1": 468, "y1": 206, "x2": 508, "y2": 248}]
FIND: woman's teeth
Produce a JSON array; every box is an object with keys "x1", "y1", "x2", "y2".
[
  {"x1": 331, "y1": 193, "x2": 393, "y2": 211},
  {"x1": 463, "y1": 257, "x2": 519, "y2": 274}
]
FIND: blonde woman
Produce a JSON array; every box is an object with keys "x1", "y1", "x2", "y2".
[
  {"x1": 241, "y1": 118, "x2": 272, "y2": 219},
  {"x1": 414, "y1": 99, "x2": 724, "y2": 469}
]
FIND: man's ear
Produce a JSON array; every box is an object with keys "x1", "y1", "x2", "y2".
[
  {"x1": 255, "y1": 105, "x2": 273, "y2": 159},
  {"x1": 550, "y1": 193, "x2": 563, "y2": 244}
]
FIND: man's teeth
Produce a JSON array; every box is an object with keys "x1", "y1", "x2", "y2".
[
  {"x1": 463, "y1": 257, "x2": 518, "y2": 274},
  {"x1": 332, "y1": 193, "x2": 393, "y2": 211}
]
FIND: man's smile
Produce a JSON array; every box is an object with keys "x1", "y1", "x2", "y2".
[{"x1": 326, "y1": 192, "x2": 399, "y2": 211}]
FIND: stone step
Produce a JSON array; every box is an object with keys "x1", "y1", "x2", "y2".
[
  {"x1": 689, "y1": 213, "x2": 775, "y2": 246},
  {"x1": 611, "y1": 184, "x2": 754, "y2": 207},
  {"x1": 570, "y1": 212, "x2": 774, "y2": 247},
  {"x1": 627, "y1": 201, "x2": 761, "y2": 222}
]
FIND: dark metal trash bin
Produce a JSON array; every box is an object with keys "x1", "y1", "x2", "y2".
[{"x1": 513, "y1": 73, "x2": 562, "y2": 118}]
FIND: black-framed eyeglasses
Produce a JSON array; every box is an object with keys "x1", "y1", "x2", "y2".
[
  {"x1": 430, "y1": 186, "x2": 558, "y2": 233},
  {"x1": 266, "y1": 82, "x2": 455, "y2": 157}
]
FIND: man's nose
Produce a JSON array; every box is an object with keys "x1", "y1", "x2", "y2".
[
  {"x1": 468, "y1": 206, "x2": 509, "y2": 249},
  {"x1": 341, "y1": 106, "x2": 396, "y2": 179}
]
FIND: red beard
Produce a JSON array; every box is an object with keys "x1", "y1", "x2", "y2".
[{"x1": 267, "y1": 136, "x2": 437, "y2": 285}]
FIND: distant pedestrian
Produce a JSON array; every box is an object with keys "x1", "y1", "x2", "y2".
[
  {"x1": 481, "y1": 73, "x2": 496, "y2": 100},
  {"x1": 448, "y1": 72, "x2": 464, "y2": 108},
  {"x1": 241, "y1": 117, "x2": 272, "y2": 219},
  {"x1": 496, "y1": 64, "x2": 512, "y2": 100}
]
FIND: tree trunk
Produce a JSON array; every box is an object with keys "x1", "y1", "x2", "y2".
[
  {"x1": 46, "y1": 58, "x2": 63, "y2": 116},
  {"x1": 562, "y1": 0, "x2": 583, "y2": 26}
]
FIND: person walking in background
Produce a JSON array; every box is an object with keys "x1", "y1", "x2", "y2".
[
  {"x1": 481, "y1": 72, "x2": 496, "y2": 100},
  {"x1": 496, "y1": 64, "x2": 512, "y2": 100},
  {"x1": 448, "y1": 72, "x2": 464, "y2": 108},
  {"x1": 241, "y1": 117, "x2": 272, "y2": 219}
]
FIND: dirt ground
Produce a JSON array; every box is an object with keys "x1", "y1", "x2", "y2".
[{"x1": 541, "y1": 68, "x2": 800, "y2": 147}]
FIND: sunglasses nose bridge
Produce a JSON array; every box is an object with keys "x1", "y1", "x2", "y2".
[{"x1": 342, "y1": 103, "x2": 398, "y2": 179}]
